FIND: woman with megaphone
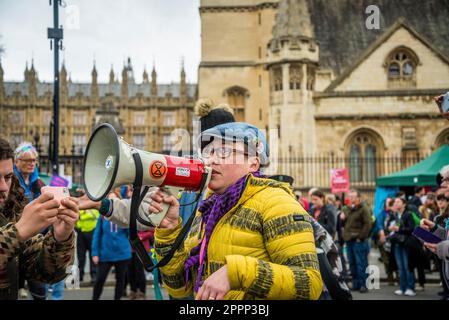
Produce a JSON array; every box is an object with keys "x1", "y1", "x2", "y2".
[
  {"x1": 143, "y1": 122, "x2": 323, "y2": 300},
  {"x1": 79, "y1": 101, "x2": 323, "y2": 300}
]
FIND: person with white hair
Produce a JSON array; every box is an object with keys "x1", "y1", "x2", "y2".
[{"x1": 13, "y1": 142, "x2": 43, "y2": 203}]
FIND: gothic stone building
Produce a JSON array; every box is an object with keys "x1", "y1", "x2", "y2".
[
  {"x1": 198, "y1": 0, "x2": 449, "y2": 187},
  {"x1": 0, "y1": 58, "x2": 197, "y2": 160}
]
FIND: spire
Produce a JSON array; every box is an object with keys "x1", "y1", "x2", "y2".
[
  {"x1": 151, "y1": 63, "x2": 157, "y2": 97},
  {"x1": 24, "y1": 61, "x2": 29, "y2": 82},
  {"x1": 29, "y1": 58, "x2": 38, "y2": 84},
  {"x1": 59, "y1": 61, "x2": 68, "y2": 102},
  {"x1": 121, "y1": 61, "x2": 128, "y2": 82},
  {"x1": 28, "y1": 58, "x2": 37, "y2": 101},
  {"x1": 180, "y1": 57, "x2": 186, "y2": 79},
  {"x1": 91, "y1": 60, "x2": 99, "y2": 101},
  {"x1": 30, "y1": 58, "x2": 36, "y2": 74},
  {"x1": 92, "y1": 53, "x2": 97, "y2": 76},
  {"x1": 180, "y1": 57, "x2": 186, "y2": 99},
  {"x1": 142, "y1": 66, "x2": 149, "y2": 83},
  {"x1": 272, "y1": 0, "x2": 314, "y2": 40},
  {"x1": 121, "y1": 61, "x2": 128, "y2": 100},
  {"x1": 91, "y1": 60, "x2": 97, "y2": 78},
  {"x1": 151, "y1": 62, "x2": 157, "y2": 79},
  {"x1": 109, "y1": 65, "x2": 115, "y2": 84},
  {"x1": 267, "y1": 0, "x2": 319, "y2": 71},
  {"x1": 60, "y1": 60, "x2": 67, "y2": 79}
]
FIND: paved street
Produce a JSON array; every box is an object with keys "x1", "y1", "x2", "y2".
[
  {"x1": 62, "y1": 284, "x2": 170, "y2": 300},
  {"x1": 351, "y1": 283, "x2": 442, "y2": 300},
  {"x1": 58, "y1": 282, "x2": 443, "y2": 300},
  {"x1": 18, "y1": 247, "x2": 444, "y2": 301}
]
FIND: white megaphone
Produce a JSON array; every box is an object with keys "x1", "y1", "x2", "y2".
[{"x1": 83, "y1": 123, "x2": 211, "y2": 227}]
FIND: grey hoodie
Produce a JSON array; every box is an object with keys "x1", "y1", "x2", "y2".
[{"x1": 432, "y1": 226, "x2": 449, "y2": 289}]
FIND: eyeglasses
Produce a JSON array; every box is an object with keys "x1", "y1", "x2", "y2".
[
  {"x1": 19, "y1": 158, "x2": 37, "y2": 164},
  {"x1": 200, "y1": 145, "x2": 248, "y2": 159},
  {"x1": 436, "y1": 195, "x2": 449, "y2": 201}
]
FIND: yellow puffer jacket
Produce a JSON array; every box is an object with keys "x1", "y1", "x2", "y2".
[{"x1": 154, "y1": 174, "x2": 323, "y2": 300}]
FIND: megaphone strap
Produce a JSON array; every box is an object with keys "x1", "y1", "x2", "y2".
[
  {"x1": 128, "y1": 152, "x2": 210, "y2": 273},
  {"x1": 129, "y1": 153, "x2": 155, "y2": 270},
  {"x1": 135, "y1": 186, "x2": 155, "y2": 228}
]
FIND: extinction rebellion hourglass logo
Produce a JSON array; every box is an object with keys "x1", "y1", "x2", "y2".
[{"x1": 150, "y1": 160, "x2": 167, "y2": 179}]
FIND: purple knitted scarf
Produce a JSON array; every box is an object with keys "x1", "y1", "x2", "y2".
[{"x1": 184, "y1": 171, "x2": 262, "y2": 292}]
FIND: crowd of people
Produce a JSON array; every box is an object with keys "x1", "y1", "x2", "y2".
[
  {"x1": 294, "y1": 180, "x2": 449, "y2": 300},
  {"x1": 0, "y1": 94, "x2": 448, "y2": 300}
]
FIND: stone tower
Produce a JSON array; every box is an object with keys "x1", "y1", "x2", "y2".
[{"x1": 267, "y1": 0, "x2": 319, "y2": 157}]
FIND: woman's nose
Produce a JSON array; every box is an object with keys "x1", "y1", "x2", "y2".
[{"x1": 204, "y1": 157, "x2": 216, "y2": 167}]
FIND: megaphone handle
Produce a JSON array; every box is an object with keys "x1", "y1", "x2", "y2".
[{"x1": 149, "y1": 186, "x2": 184, "y2": 227}]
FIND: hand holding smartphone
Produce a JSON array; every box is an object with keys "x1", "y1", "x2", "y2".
[{"x1": 41, "y1": 186, "x2": 70, "y2": 207}]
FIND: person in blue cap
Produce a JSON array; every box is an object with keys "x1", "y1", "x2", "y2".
[{"x1": 149, "y1": 121, "x2": 323, "y2": 300}]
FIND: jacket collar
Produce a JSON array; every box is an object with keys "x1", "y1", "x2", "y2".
[
  {"x1": 206, "y1": 173, "x2": 295, "y2": 206},
  {"x1": 13, "y1": 164, "x2": 39, "y2": 188}
]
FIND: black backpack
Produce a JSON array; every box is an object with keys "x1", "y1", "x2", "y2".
[{"x1": 312, "y1": 219, "x2": 352, "y2": 301}]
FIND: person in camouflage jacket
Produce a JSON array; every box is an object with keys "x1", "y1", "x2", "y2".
[{"x1": 0, "y1": 138, "x2": 77, "y2": 300}]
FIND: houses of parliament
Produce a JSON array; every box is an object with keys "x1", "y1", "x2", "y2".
[
  {"x1": 0, "y1": 57, "x2": 197, "y2": 157},
  {"x1": 1, "y1": 0, "x2": 449, "y2": 188}
]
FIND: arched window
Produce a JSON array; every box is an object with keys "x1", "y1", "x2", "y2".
[
  {"x1": 289, "y1": 64, "x2": 301, "y2": 90},
  {"x1": 272, "y1": 67, "x2": 283, "y2": 92},
  {"x1": 364, "y1": 144, "x2": 377, "y2": 182},
  {"x1": 435, "y1": 129, "x2": 449, "y2": 148},
  {"x1": 307, "y1": 65, "x2": 316, "y2": 91},
  {"x1": 345, "y1": 130, "x2": 383, "y2": 184},
  {"x1": 349, "y1": 144, "x2": 361, "y2": 183},
  {"x1": 223, "y1": 86, "x2": 248, "y2": 122},
  {"x1": 386, "y1": 47, "x2": 419, "y2": 88}
]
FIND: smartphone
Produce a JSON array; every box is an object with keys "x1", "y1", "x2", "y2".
[
  {"x1": 41, "y1": 186, "x2": 70, "y2": 204},
  {"x1": 442, "y1": 92, "x2": 449, "y2": 113},
  {"x1": 412, "y1": 227, "x2": 442, "y2": 244}
]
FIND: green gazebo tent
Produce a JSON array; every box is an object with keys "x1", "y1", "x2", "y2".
[{"x1": 376, "y1": 145, "x2": 449, "y2": 187}]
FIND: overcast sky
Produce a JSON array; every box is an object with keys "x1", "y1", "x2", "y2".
[{"x1": 0, "y1": 0, "x2": 201, "y2": 84}]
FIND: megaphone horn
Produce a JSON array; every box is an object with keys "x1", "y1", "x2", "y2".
[{"x1": 83, "y1": 123, "x2": 211, "y2": 226}]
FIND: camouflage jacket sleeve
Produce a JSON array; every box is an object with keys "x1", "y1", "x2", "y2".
[
  {"x1": 0, "y1": 223, "x2": 75, "y2": 284},
  {"x1": 0, "y1": 223, "x2": 24, "y2": 271}
]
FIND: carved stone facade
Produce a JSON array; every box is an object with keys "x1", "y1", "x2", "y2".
[
  {"x1": 198, "y1": 0, "x2": 449, "y2": 183},
  {"x1": 0, "y1": 58, "x2": 197, "y2": 157}
]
